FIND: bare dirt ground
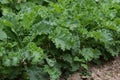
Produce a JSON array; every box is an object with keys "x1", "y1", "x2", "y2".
[{"x1": 67, "y1": 56, "x2": 120, "y2": 80}]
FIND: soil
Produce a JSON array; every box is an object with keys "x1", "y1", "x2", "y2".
[{"x1": 67, "y1": 56, "x2": 120, "y2": 80}]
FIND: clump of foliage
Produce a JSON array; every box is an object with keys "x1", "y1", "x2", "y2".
[{"x1": 0, "y1": 0, "x2": 120, "y2": 80}]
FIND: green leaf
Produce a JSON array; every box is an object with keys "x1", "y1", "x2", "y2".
[
  {"x1": 74, "y1": 56, "x2": 86, "y2": 63},
  {"x1": 27, "y1": 67, "x2": 47, "y2": 80},
  {"x1": 27, "y1": 42, "x2": 44, "y2": 64},
  {"x1": 1, "y1": 7, "x2": 13, "y2": 16},
  {"x1": 44, "y1": 65, "x2": 61, "y2": 80},
  {"x1": 46, "y1": 58, "x2": 56, "y2": 67},
  {"x1": 49, "y1": 27, "x2": 74, "y2": 50},
  {"x1": 11, "y1": 57, "x2": 19, "y2": 66},
  {"x1": 90, "y1": 29, "x2": 113, "y2": 43},
  {"x1": 32, "y1": 21, "x2": 54, "y2": 35},
  {"x1": 3, "y1": 59, "x2": 11, "y2": 66},
  {"x1": 0, "y1": 0, "x2": 9, "y2": 4},
  {"x1": 0, "y1": 29, "x2": 7, "y2": 40},
  {"x1": 71, "y1": 62, "x2": 80, "y2": 72},
  {"x1": 80, "y1": 48, "x2": 101, "y2": 61},
  {"x1": 22, "y1": 6, "x2": 40, "y2": 29},
  {"x1": 81, "y1": 64, "x2": 88, "y2": 70},
  {"x1": 62, "y1": 54, "x2": 73, "y2": 63}
]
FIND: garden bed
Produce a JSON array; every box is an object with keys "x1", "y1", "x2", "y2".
[{"x1": 67, "y1": 56, "x2": 120, "y2": 80}]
